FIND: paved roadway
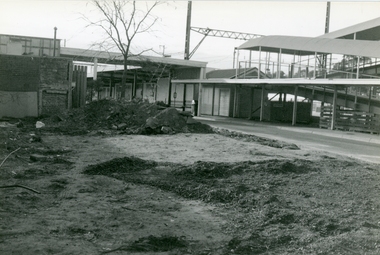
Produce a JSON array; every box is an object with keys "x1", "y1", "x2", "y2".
[{"x1": 194, "y1": 116, "x2": 380, "y2": 164}]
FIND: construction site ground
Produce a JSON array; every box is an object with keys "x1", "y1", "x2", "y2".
[{"x1": 0, "y1": 99, "x2": 380, "y2": 255}]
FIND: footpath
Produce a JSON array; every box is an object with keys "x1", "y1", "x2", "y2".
[{"x1": 194, "y1": 116, "x2": 380, "y2": 145}]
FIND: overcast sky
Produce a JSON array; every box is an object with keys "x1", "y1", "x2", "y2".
[{"x1": 1, "y1": 0, "x2": 379, "y2": 69}]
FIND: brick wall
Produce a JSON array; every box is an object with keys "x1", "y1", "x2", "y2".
[
  {"x1": 39, "y1": 57, "x2": 70, "y2": 90},
  {"x1": 42, "y1": 90, "x2": 68, "y2": 116},
  {"x1": 0, "y1": 55, "x2": 40, "y2": 92}
]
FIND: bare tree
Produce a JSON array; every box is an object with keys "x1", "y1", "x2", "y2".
[{"x1": 84, "y1": 0, "x2": 160, "y2": 98}]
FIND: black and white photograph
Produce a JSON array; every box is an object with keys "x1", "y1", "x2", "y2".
[{"x1": 1, "y1": 0, "x2": 380, "y2": 254}]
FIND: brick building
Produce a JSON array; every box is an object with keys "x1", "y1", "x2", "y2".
[{"x1": 0, "y1": 54, "x2": 73, "y2": 118}]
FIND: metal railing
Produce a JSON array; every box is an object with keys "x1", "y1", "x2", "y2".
[{"x1": 236, "y1": 60, "x2": 380, "y2": 80}]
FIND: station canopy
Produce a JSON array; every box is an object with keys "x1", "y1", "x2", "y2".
[
  {"x1": 238, "y1": 35, "x2": 380, "y2": 58},
  {"x1": 317, "y1": 16, "x2": 380, "y2": 40}
]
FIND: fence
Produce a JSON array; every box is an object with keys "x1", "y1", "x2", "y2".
[
  {"x1": 320, "y1": 105, "x2": 380, "y2": 134},
  {"x1": 72, "y1": 65, "x2": 87, "y2": 108}
]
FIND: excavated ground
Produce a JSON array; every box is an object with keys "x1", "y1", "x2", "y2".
[{"x1": 0, "y1": 100, "x2": 379, "y2": 254}]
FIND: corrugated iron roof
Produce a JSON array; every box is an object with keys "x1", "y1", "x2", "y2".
[
  {"x1": 60, "y1": 47, "x2": 208, "y2": 68},
  {"x1": 206, "y1": 68, "x2": 268, "y2": 79},
  {"x1": 238, "y1": 35, "x2": 380, "y2": 58},
  {"x1": 318, "y1": 17, "x2": 380, "y2": 40},
  {"x1": 206, "y1": 69, "x2": 238, "y2": 79},
  {"x1": 171, "y1": 78, "x2": 380, "y2": 86}
]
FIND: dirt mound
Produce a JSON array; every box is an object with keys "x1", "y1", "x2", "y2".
[
  {"x1": 83, "y1": 156, "x2": 157, "y2": 175},
  {"x1": 173, "y1": 161, "x2": 248, "y2": 179},
  {"x1": 142, "y1": 107, "x2": 188, "y2": 134},
  {"x1": 215, "y1": 128, "x2": 300, "y2": 150},
  {"x1": 33, "y1": 99, "x2": 212, "y2": 135},
  {"x1": 117, "y1": 235, "x2": 188, "y2": 253}
]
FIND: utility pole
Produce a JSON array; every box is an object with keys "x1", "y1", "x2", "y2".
[
  {"x1": 325, "y1": 2, "x2": 331, "y2": 34},
  {"x1": 184, "y1": 1, "x2": 192, "y2": 60},
  {"x1": 53, "y1": 27, "x2": 57, "y2": 57},
  {"x1": 322, "y1": 2, "x2": 331, "y2": 77}
]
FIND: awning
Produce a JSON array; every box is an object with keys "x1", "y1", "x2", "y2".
[
  {"x1": 318, "y1": 17, "x2": 380, "y2": 40},
  {"x1": 238, "y1": 35, "x2": 380, "y2": 58}
]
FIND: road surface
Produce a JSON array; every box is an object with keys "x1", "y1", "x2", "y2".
[{"x1": 196, "y1": 117, "x2": 380, "y2": 164}]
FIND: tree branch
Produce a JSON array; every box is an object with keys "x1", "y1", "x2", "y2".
[{"x1": 0, "y1": 147, "x2": 21, "y2": 169}]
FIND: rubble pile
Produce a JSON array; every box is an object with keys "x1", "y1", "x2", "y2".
[{"x1": 41, "y1": 99, "x2": 213, "y2": 135}]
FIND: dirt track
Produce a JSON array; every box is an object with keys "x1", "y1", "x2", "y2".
[{"x1": 1, "y1": 127, "x2": 380, "y2": 254}]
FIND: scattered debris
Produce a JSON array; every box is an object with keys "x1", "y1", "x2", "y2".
[
  {"x1": 0, "y1": 184, "x2": 40, "y2": 194},
  {"x1": 35, "y1": 121, "x2": 45, "y2": 129},
  {"x1": 0, "y1": 147, "x2": 21, "y2": 168},
  {"x1": 30, "y1": 154, "x2": 49, "y2": 162}
]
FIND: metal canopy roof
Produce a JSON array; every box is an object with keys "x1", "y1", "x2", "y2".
[
  {"x1": 171, "y1": 78, "x2": 380, "y2": 86},
  {"x1": 238, "y1": 35, "x2": 380, "y2": 58},
  {"x1": 317, "y1": 17, "x2": 380, "y2": 40},
  {"x1": 60, "y1": 47, "x2": 207, "y2": 68}
]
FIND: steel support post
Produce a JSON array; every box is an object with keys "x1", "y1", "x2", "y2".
[
  {"x1": 249, "y1": 51, "x2": 252, "y2": 68},
  {"x1": 298, "y1": 55, "x2": 302, "y2": 78},
  {"x1": 133, "y1": 70, "x2": 137, "y2": 98},
  {"x1": 258, "y1": 46, "x2": 261, "y2": 79},
  {"x1": 368, "y1": 86, "x2": 372, "y2": 112},
  {"x1": 168, "y1": 71, "x2": 172, "y2": 106},
  {"x1": 329, "y1": 54, "x2": 332, "y2": 74},
  {"x1": 292, "y1": 85, "x2": 298, "y2": 126},
  {"x1": 211, "y1": 85, "x2": 215, "y2": 115},
  {"x1": 260, "y1": 85, "x2": 265, "y2": 121},
  {"x1": 292, "y1": 52, "x2": 296, "y2": 78},
  {"x1": 310, "y1": 86, "x2": 314, "y2": 117},
  {"x1": 331, "y1": 85, "x2": 337, "y2": 130},
  {"x1": 356, "y1": 56, "x2": 360, "y2": 79},
  {"x1": 314, "y1": 52, "x2": 317, "y2": 78},
  {"x1": 345, "y1": 87, "x2": 348, "y2": 107},
  {"x1": 277, "y1": 49, "x2": 282, "y2": 78},
  {"x1": 197, "y1": 83, "x2": 202, "y2": 116},
  {"x1": 233, "y1": 85, "x2": 238, "y2": 118},
  {"x1": 93, "y1": 57, "x2": 98, "y2": 81},
  {"x1": 233, "y1": 48, "x2": 237, "y2": 69},
  {"x1": 235, "y1": 49, "x2": 239, "y2": 79},
  {"x1": 183, "y1": 84, "x2": 187, "y2": 111}
]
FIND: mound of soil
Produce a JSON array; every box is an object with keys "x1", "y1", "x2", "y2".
[
  {"x1": 215, "y1": 128, "x2": 300, "y2": 149},
  {"x1": 83, "y1": 156, "x2": 157, "y2": 175},
  {"x1": 20, "y1": 99, "x2": 213, "y2": 135}
]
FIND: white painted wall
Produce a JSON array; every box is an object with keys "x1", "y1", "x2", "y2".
[{"x1": 0, "y1": 91, "x2": 38, "y2": 118}]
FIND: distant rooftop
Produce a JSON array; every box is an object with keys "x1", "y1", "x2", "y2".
[{"x1": 60, "y1": 47, "x2": 208, "y2": 68}]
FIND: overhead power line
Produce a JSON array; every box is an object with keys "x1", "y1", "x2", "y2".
[
  {"x1": 188, "y1": 27, "x2": 263, "y2": 59},
  {"x1": 191, "y1": 27, "x2": 262, "y2": 40}
]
